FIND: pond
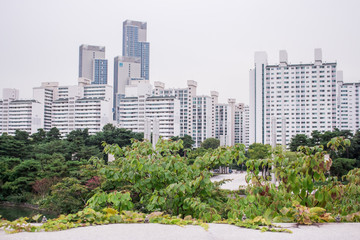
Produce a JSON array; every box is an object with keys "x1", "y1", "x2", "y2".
[{"x1": 0, "y1": 204, "x2": 57, "y2": 221}]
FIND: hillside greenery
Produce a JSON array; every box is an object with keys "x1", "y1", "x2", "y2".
[{"x1": 1, "y1": 128, "x2": 360, "y2": 234}]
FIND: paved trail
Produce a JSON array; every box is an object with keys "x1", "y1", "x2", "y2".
[{"x1": 1, "y1": 223, "x2": 360, "y2": 240}]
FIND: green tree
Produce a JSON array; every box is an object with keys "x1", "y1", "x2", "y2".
[
  {"x1": 330, "y1": 158, "x2": 357, "y2": 178},
  {"x1": 170, "y1": 134, "x2": 195, "y2": 156},
  {"x1": 0, "y1": 133, "x2": 32, "y2": 159},
  {"x1": 46, "y1": 127, "x2": 61, "y2": 141},
  {"x1": 289, "y1": 134, "x2": 311, "y2": 151},
  {"x1": 201, "y1": 138, "x2": 220, "y2": 149},
  {"x1": 1, "y1": 159, "x2": 41, "y2": 198},
  {"x1": 91, "y1": 140, "x2": 245, "y2": 221},
  {"x1": 43, "y1": 177, "x2": 89, "y2": 214},
  {"x1": 31, "y1": 128, "x2": 46, "y2": 143},
  {"x1": 89, "y1": 124, "x2": 143, "y2": 155},
  {"x1": 247, "y1": 143, "x2": 271, "y2": 160}
]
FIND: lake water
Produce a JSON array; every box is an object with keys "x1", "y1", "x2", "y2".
[{"x1": 0, "y1": 205, "x2": 57, "y2": 221}]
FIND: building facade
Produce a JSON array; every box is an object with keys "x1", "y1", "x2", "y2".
[
  {"x1": 0, "y1": 89, "x2": 43, "y2": 135},
  {"x1": 79, "y1": 44, "x2": 108, "y2": 84},
  {"x1": 113, "y1": 56, "x2": 142, "y2": 120},
  {"x1": 122, "y1": 20, "x2": 150, "y2": 80},
  {"x1": 250, "y1": 49, "x2": 339, "y2": 146},
  {"x1": 336, "y1": 74, "x2": 360, "y2": 132},
  {"x1": 118, "y1": 81, "x2": 180, "y2": 138}
]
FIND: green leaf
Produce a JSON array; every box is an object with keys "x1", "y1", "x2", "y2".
[{"x1": 247, "y1": 195, "x2": 256, "y2": 203}]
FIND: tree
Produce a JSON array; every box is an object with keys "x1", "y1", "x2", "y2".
[
  {"x1": 92, "y1": 140, "x2": 245, "y2": 221},
  {"x1": 31, "y1": 128, "x2": 46, "y2": 143},
  {"x1": 247, "y1": 143, "x2": 272, "y2": 160},
  {"x1": 1, "y1": 159, "x2": 41, "y2": 197},
  {"x1": 89, "y1": 125, "x2": 143, "y2": 153},
  {"x1": 311, "y1": 130, "x2": 322, "y2": 146},
  {"x1": 0, "y1": 133, "x2": 31, "y2": 159},
  {"x1": 330, "y1": 158, "x2": 357, "y2": 178},
  {"x1": 201, "y1": 138, "x2": 220, "y2": 149},
  {"x1": 46, "y1": 127, "x2": 61, "y2": 141},
  {"x1": 43, "y1": 177, "x2": 89, "y2": 214},
  {"x1": 350, "y1": 130, "x2": 360, "y2": 161},
  {"x1": 170, "y1": 135, "x2": 195, "y2": 156},
  {"x1": 289, "y1": 134, "x2": 311, "y2": 151}
]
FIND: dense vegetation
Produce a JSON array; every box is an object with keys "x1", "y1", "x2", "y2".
[
  {"x1": 290, "y1": 129, "x2": 360, "y2": 177},
  {"x1": 0, "y1": 124, "x2": 143, "y2": 211},
  {"x1": 1, "y1": 128, "x2": 360, "y2": 234}
]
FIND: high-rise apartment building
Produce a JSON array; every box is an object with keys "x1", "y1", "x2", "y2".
[
  {"x1": 152, "y1": 80, "x2": 248, "y2": 147},
  {"x1": 113, "y1": 56, "x2": 143, "y2": 120},
  {"x1": 79, "y1": 44, "x2": 108, "y2": 84},
  {"x1": 33, "y1": 82, "x2": 58, "y2": 131},
  {"x1": 50, "y1": 79, "x2": 112, "y2": 136},
  {"x1": 250, "y1": 49, "x2": 339, "y2": 145},
  {"x1": 153, "y1": 80, "x2": 197, "y2": 137},
  {"x1": 192, "y1": 95, "x2": 213, "y2": 147},
  {"x1": 118, "y1": 81, "x2": 180, "y2": 138},
  {"x1": 122, "y1": 20, "x2": 150, "y2": 80},
  {"x1": 0, "y1": 88, "x2": 43, "y2": 135},
  {"x1": 336, "y1": 72, "x2": 360, "y2": 132}
]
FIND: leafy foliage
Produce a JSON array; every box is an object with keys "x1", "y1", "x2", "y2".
[
  {"x1": 2, "y1": 134, "x2": 360, "y2": 235},
  {"x1": 91, "y1": 139, "x2": 245, "y2": 222},
  {"x1": 200, "y1": 138, "x2": 220, "y2": 149}
]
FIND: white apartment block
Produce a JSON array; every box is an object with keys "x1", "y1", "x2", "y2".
[
  {"x1": 0, "y1": 88, "x2": 43, "y2": 135},
  {"x1": 234, "y1": 104, "x2": 250, "y2": 148},
  {"x1": 336, "y1": 74, "x2": 360, "y2": 132},
  {"x1": 153, "y1": 80, "x2": 197, "y2": 137},
  {"x1": 118, "y1": 81, "x2": 180, "y2": 138},
  {"x1": 32, "y1": 78, "x2": 112, "y2": 136},
  {"x1": 152, "y1": 81, "x2": 249, "y2": 147},
  {"x1": 214, "y1": 103, "x2": 232, "y2": 146},
  {"x1": 33, "y1": 82, "x2": 58, "y2": 131},
  {"x1": 191, "y1": 95, "x2": 212, "y2": 148},
  {"x1": 250, "y1": 49, "x2": 338, "y2": 146},
  {"x1": 153, "y1": 80, "x2": 215, "y2": 147}
]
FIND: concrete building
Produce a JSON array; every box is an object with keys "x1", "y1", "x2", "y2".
[
  {"x1": 153, "y1": 80, "x2": 197, "y2": 137},
  {"x1": 33, "y1": 82, "x2": 58, "y2": 131},
  {"x1": 79, "y1": 44, "x2": 108, "y2": 84},
  {"x1": 234, "y1": 104, "x2": 250, "y2": 148},
  {"x1": 336, "y1": 73, "x2": 360, "y2": 132},
  {"x1": 152, "y1": 81, "x2": 248, "y2": 148},
  {"x1": 113, "y1": 56, "x2": 142, "y2": 120},
  {"x1": 192, "y1": 95, "x2": 212, "y2": 148},
  {"x1": 0, "y1": 88, "x2": 43, "y2": 135},
  {"x1": 250, "y1": 49, "x2": 338, "y2": 145},
  {"x1": 122, "y1": 20, "x2": 150, "y2": 80},
  {"x1": 214, "y1": 103, "x2": 232, "y2": 146},
  {"x1": 118, "y1": 81, "x2": 180, "y2": 138},
  {"x1": 51, "y1": 79, "x2": 112, "y2": 136}
]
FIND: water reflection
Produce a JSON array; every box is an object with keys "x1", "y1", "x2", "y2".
[{"x1": 0, "y1": 205, "x2": 57, "y2": 221}]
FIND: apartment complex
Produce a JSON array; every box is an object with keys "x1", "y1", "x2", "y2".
[
  {"x1": 1, "y1": 79, "x2": 113, "y2": 136},
  {"x1": 0, "y1": 89, "x2": 43, "y2": 135},
  {"x1": 249, "y1": 48, "x2": 354, "y2": 146},
  {"x1": 119, "y1": 80, "x2": 250, "y2": 148},
  {"x1": 79, "y1": 44, "x2": 108, "y2": 84},
  {"x1": 336, "y1": 77, "x2": 360, "y2": 131},
  {"x1": 117, "y1": 80, "x2": 180, "y2": 138}
]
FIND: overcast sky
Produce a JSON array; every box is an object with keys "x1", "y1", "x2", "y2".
[{"x1": 1, "y1": 0, "x2": 360, "y2": 104}]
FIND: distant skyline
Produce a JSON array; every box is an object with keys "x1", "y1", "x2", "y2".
[{"x1": 1, "y1": 0, "x2": 360, "y2": 104}]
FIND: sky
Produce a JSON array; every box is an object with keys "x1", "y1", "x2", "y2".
[{"x1": 1, "y1": 0, "x2": 360, "y2": 104}]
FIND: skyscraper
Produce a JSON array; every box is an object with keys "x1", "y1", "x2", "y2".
[
  {"x1": 122, "y1": 20, "x2": 150, "y2": 80},
  {"x1": 79, "y1": 44, "x2": 108, "y2": 84},
  {"x1": 113, "y1": 56, "x2": 142, "y2": 120}
]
